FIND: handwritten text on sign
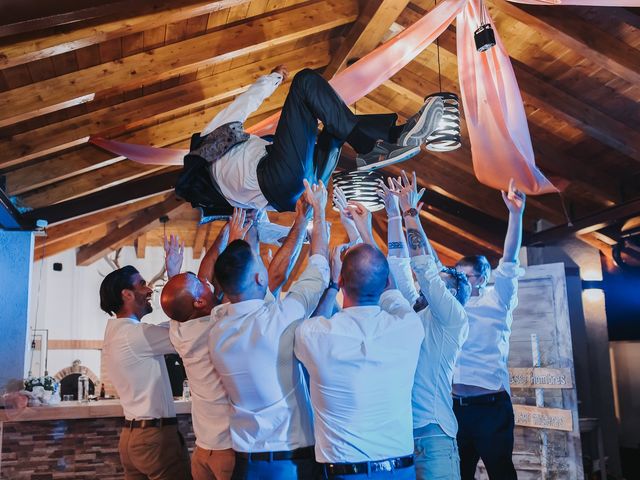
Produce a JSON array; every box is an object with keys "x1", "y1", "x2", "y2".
[
  {"x1": 513, "y1": 405, "x2": 573, "y2": 432},
  {"x1": 509, "y1": 368, "x2": 573, "y2": 389}
]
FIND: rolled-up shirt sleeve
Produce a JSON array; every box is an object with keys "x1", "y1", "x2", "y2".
[
  {"x1": 202, "y1": 73, "x2": 283, "y2": 135},
  {"x1": 387, "y1": 256, "x2": 420, "y2": 305},
  {"x1": 493, "y1": 259, "x2": 525, "y2": 311},
  {"x1": 283, "y1": 255, "x2": 330, "y2": 320}
]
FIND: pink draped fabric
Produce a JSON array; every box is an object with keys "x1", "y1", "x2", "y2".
[
  {"x1": 457, "y1": 0, "x2": 556, "y2": 194},
  {"x1": 511, "y1": 1, "x2": 640, "y2": 5}
]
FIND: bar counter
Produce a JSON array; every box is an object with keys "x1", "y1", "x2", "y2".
[{"x1": 0, "y1": 399, "x2": 196, "y2": 479}]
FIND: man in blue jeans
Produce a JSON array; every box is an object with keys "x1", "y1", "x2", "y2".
[{"x1": 383, "y1": 171, "x2": 471, "y2": 479}]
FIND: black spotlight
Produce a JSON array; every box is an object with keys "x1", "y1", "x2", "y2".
[{"x1": 474, "y1": 24, "x2": 495, "y2": 52}]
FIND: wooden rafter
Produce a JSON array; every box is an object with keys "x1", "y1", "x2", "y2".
[
  {"x1": 134, "y1": 234, "x2": 147, "y2": 258},
  {"x1": 76, "y1": 195, "x2": 186, "y2": 265},
  {"x1": 488, "y1": 0, "x2": 640, "y2": 87},
  {"x1": 0, "y1": 0, "x2": 250, "y2": 68},
  {"x1": 323, "y1": 0, "x2": 410, "y2": 78},
  {"x1": 0, "y1": 40, "x2": 332, "y2": 171},
  {"x1": 0, "y1": 0, "x2": 358, "y2": 127}
]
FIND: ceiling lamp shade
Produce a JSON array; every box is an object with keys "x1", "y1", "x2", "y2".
[
  {"x1": 474, "y1": 24, "x2": 496, "y2": 52},
  {"x1": 424, "y1": 92, "x2": 461, "y2": 152},
  {"x1": 332, "y1": 170, "x2": 385, "y2": 212}
]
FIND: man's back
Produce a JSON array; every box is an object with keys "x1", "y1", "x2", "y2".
[
  {"x1": 209, "y1": 298, "x2": 315, "y2": 452},
  {"x1": 295, "y1": 290, "x2": 424, "y2": 463}
]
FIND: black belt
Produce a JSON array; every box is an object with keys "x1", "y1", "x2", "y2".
[
  {"x1": 452, "y1": 390, "x2": 510, "y2": 407},
  {"x1": 324, "y1": 455, "x2": 414, "y2": 476},
  {"x1": 123, "y1": 417, "x2": 178, "y2": 429},
  {"x1": 236, "y1": 446, "x2": 315, "y2": 462}
]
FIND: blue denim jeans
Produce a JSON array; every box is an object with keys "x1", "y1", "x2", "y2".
[
  {"x1": 413, "y1": 424, "x2": 460, "y2": 480},
  {"x1": 232, "y1": 456, "x2": 320, "y2": 479}
]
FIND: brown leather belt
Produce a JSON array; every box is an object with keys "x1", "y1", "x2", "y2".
[{"x1": 123, "y1": 417, "x2": 178, "y2": 429}]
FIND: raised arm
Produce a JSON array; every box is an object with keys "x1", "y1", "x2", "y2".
[
  {"x1": 197, "y1": 223, "x2": 230, "y2": 284},
  {"x1": 201, "y1": 65, "x2": 288, "y2": 136},
  {"x1": 333, "y1": 186, "x2": 362, "y2": 245},
  {"x1": 268, "y1": 196, "x2": 310, "y2": 295},
  {"x1": 501, "y1": 178, "x2": 526, "y2": 263},
  {"x1": 303, "y1": 179, "x2": 329, "y2": 261},
  {"x1": 347, "y1": 201, "x2": 376, "y2": 248},
  {"x1": 311, "y1": 243, "x2": 346, "y2": 318},
  {"x1": 378, "y1": 176, "x2": 407, "y2": 257}
]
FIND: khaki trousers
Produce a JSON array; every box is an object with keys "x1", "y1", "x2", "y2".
[
  {"x1": 191, "y1": 445, "x2": 235, "y2": 480},
  {"x1": 119, "y1": 424, "x2": 191, "y2": 480}
]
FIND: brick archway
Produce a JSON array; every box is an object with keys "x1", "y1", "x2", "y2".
[{"x1": 52, "y1": 361, "x2": 100, "y2": 385}]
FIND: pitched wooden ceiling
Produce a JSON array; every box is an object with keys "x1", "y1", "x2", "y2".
[{"x1": 1, "y1": 0, "x2": 639, "y2": 268}]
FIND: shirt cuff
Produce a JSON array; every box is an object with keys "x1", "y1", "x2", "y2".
[
  {"x1": 410, "y1": 254, "x2": 439, "y2": 275},
  {"x1": 269, "y1": 72, "x2": 284, "y2": 85},
  {"x1": 495, "y1": 259, "x2": 525, "y2": 278}
]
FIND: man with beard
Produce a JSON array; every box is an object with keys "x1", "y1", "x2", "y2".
[{"x1": 100, "y1": 266, "x2": 190, "y2": 480}]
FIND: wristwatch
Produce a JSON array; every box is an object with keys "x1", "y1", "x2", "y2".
[
  {"x1": 328, "y1": 280, "x2": 340, "y2": 291},
  {"x1": 403, "y1": 208, "x2": 419, "y2": 217}
]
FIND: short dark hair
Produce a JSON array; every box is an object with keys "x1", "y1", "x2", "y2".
[
  {"x1": 456, "y1": 255, "x2": 491, "y2": 281},
  {"x1": 99, "y1": 266, "x2": 139, "y2": 315},
  {"x1": 341, "y1": 244, "x2": 389, "y2": 303},
  {"x1": 441, "y1": 266, "x2": 472, "y2": 306},
  {"x1": 214, "y1": 240, "x2": 254, "y2": 296}
]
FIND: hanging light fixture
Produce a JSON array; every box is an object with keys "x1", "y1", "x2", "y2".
[
  {"x1": 474, "y1": 0, "x2": 495, "y2": 52},
  {"x1": 424, "y1": 2, "x2": 461, "y2": 152},
  {"x1": 332, "y1": 170, "x2": 385, "y2": 212}
]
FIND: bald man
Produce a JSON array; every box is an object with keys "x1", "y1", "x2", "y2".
[
  {"x1": 294, "y1": 244, "x2": 425, "y2": 479},
  {"x1": 161, "y1": 272, "x2": 235, "y2": 480}
]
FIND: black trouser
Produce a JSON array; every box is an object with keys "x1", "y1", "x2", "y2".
[
  {"x1": 257, "y1": 68, "x2": 399, "y2": 212},
  {"x1": 453, "y1": 391, "x2": 518, "y2": 480}
]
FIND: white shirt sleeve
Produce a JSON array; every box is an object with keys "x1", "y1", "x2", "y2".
[
  {"x1": 492, "y1": 259, "x2": 525, "y2": 311},
  {"x1": 411, "y1": 255, "x2": 468, "y2": 334},
  {"x1": 378, "y1": 289, "x2": 414, "y2": 317},
  {"x1": 387, "y1": 256, "x2": 420, "y2": 305},
  {"x1": 282, "y1": 255, "x2": 330, "y2": 320},
  {"x1": 201, "y1": 73, "x2": 283, "y2": 136},
  {"x1": 130, "y1": 322, "x2": 176, "y2": 357}
]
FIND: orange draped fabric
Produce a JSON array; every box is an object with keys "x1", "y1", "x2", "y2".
[{"x1": 511, "y1": 1, "x2": 640, "y2": 5}]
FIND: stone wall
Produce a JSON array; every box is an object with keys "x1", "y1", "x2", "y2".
[{"x1": 0, "y1": 415, "x2": 195, "y2": 479}]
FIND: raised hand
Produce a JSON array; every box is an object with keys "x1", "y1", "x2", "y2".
[
  {"x1": 333, "y1": 186, "x2": 361, "y2": 244},
  {"x1": 347, "y1": 201, "x2": 375, "y2": 246},
  {"x1": 295, "y1": 194, "x2": 312, "y2": 221},
  {"x1": 377, "y1": 176, "x2": 401, "y2": 217},
  {"x1": 392, "y1": 170, "x2": 425, "y2": 215},
  {"x1": 303, "y1": 179, "x2": 328, "y2": 214},
  {"x1": 501, "y1": 178, "x2": 526, "y2": 216},
  {"x1": 164, "y1": 234, "x2": 184, "y2": 279},
  {"x1": 271, "y1": 64, "x2": 289, "y2": 82},
  {"x1": 228, "y1": 208, "x2": 253, "y2": 243}
]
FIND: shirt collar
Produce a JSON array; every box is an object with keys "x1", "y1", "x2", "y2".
[
  {"x1": 219, "y1": 299, "x2": 265, "y2": 318},
  {"x1": 343, "y1": 305, "x2": 381, "y2": 315}
]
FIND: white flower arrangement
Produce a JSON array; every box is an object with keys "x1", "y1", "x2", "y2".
[{"x1": 23, "y1": 375, "x2": 61, "y2": 406}]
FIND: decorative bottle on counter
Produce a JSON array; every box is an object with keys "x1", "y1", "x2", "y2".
[
  {"x1": 182, "y1": 379, "x2": 190, "y2": 401},
  {"x1": 77, "y1": 374, "x2": 89, "y2": 403},
  {"x1": 99, "y1": 382, "x2": 106, "y2": 399}
]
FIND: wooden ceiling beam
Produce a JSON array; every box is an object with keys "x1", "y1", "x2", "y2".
[
  {"x1": 21, "y1": 169, "x2": 180, "y2": 225},
  {"x1": 0, "y1": 0, "x2": 250, "y2": 69},
  {"x1": 323, "y1": 0, "x2": 410, "y2": 78},
  {"x1": 0, "y1": 0, "x2": 358, "y2": 127},
  {"x1": 488, "y1": 0, "x2": 640, "y2": 87},
  {"x1": 34, "y1": 223, "x2": 113, "y2": 261},
  {"x1": 1, "y1": 41, "x2": 332, "y2": 171},
  {"x1": 16, "y1": 94, "x2": 286, "y2": 209},
  {"x1": 76, "y1": 195, "x2": 186, "y2": 265},
  {"x1": 35, "y1": 193, "x2": 168, "y2": 248},
  {"x1": 527, "y1": 197, "x2": 640, "y2": 245},
  {"x1": 134, "y1": 234, "x2": 147, "y2": 259}
]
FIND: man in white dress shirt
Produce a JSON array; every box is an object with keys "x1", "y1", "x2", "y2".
[
  {"x1": 382, "y1": 171, "x2": 470, "y2": 480},
  {"x1": 208, "y1": 180, "x2": 330, "y2": 479},
  {"x1": 176, "y1": 65, "x2": 443, "y2": 217},
  {"x1": 294, "y1": 203, "x2": 424, "y2": 479},
  {"x1": 100, "y1": 266, "x2": 190, "y2": 480},
  {"x1": 452, "y1": 181, "x2": 526, "y2": 480}
]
